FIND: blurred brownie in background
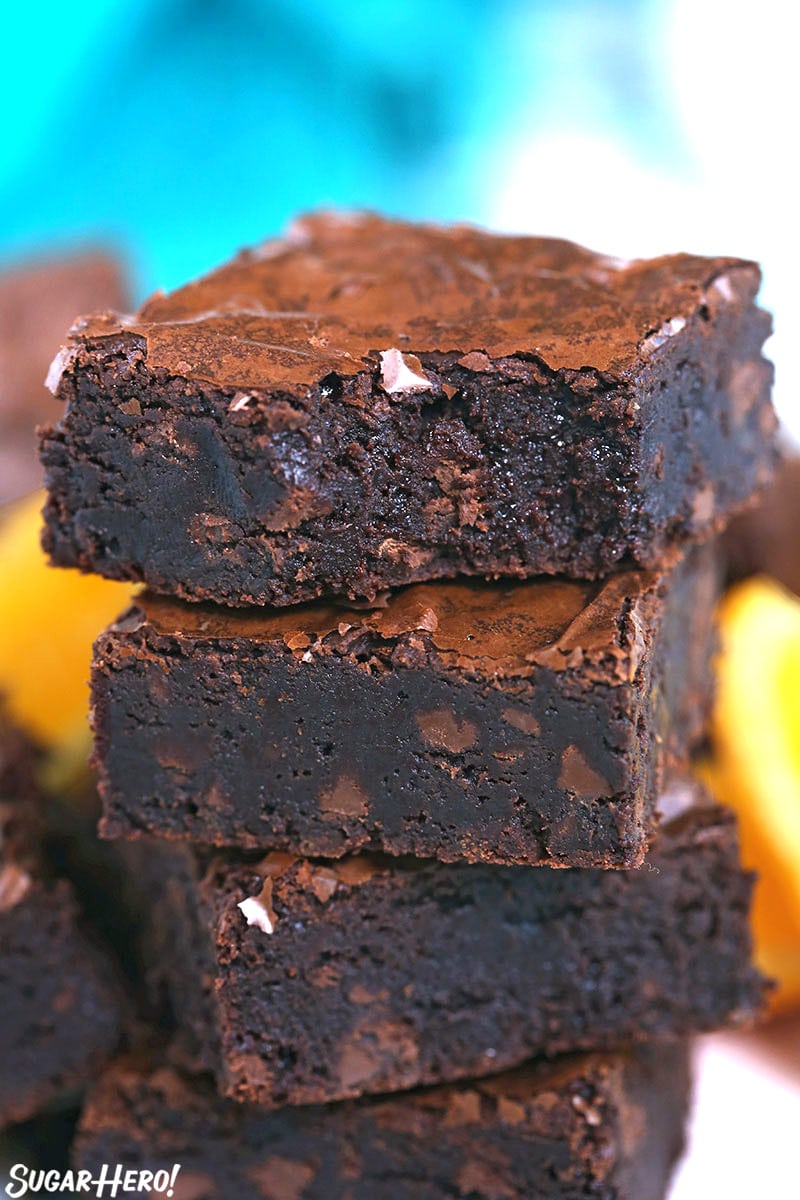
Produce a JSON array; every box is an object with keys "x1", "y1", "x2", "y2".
[
  {"x1": 0, "y1": 715, "x2": 127, "y2": 1128},
  {"x1": 724, "y1": 449, "x2": 800, "y2": 595},
  {"x1": 0, "y1": 252, "x2": 128, "y2": 503}
]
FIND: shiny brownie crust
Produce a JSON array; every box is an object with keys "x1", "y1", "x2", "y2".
[{"x1": 40, "y1": 214, "x2": 775, "y2": 607}]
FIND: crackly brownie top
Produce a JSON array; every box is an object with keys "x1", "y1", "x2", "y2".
[
  {"x1": 55, "y1": 212, "x2": 759, "y2": 391},
  {"x1": 120, "y1": 563, "x2": 670, "y2": 683}
]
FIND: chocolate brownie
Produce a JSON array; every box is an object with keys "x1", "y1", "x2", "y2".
[
  {"x1": 125, "y1": 789, "x2": 764, "y2": 1108},
  {"x1": 93, "y1": 544, "x2": 718, "y2": 867},
  {"x1": 0, "y1": 719, "x2": 126, "y2": 1129},
  {"x1": 40, "y1": 213, "x2": 775, "y2": 606},
  {"x1": 0, "y1": 252, "x2": 127, "y2": 502},
  {"x1": 74, "y1": 1044, "x2": 690, "y2": 1200},
  {"x1": 724, "y1": 452, "x2": 800, "y2": 595}
]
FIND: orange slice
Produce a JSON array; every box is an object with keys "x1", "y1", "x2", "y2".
[
  {"x1": 703, "y1": 577, "x2": 800, "y2": 1011},
  {"x1": 0, "y1": 492, "x2": 134, "y2": 779}
]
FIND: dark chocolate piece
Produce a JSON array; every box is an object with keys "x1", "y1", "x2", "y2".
[
  {"x1": 40, "y1": 213, "x2": 775, "y2": 606},
  {"x1": 93, "y1": 545, "x2": 718, "y2": 867},
  {"x1": 74, "y1": 1044, "x2": 690, "y2": 1200},
  {"x1": 126, "y1": 791, "x2": 764, "y2": 1109},
  {"x1": 0, "y1": 252, "x2": 127, "y2": 502},
  {"x1": 0, "y1": 719, "x2": 126, "y2": 1129}
]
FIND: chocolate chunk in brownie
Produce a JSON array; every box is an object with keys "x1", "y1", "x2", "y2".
[
  {"x1": 123, "y1": 788, "x2": 764, "y2": 1109},
  {"x1": 93, "y1": 544, "x2": 718, "y2": 867},
  {"x1": 40, "y1": 213, "x2": 775, "y2": 606},
  {"x1": 73, "y1": 1043, "x2": 690, "y2": 1200},
  {"x1": 0, "y1": 718, "x2": 126, "y2": 1129},
  {"x1": 0, "y1": 252, "x2": 127, "y2": 502}
]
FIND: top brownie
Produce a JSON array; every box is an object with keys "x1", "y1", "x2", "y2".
[{"x1": 40, "y1": 213, "x2": 775, "y2": 606}]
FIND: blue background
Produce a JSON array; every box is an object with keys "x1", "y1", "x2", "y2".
[
  {"x1": 0, "y1": 0, "x2": 671, "y2": 294},
  {"x1": 2, "y1": 0, "x2": 792, "y2": 437}
]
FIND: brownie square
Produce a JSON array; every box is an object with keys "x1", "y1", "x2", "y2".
[
  {"x1": 40, "y1": 213, "x2": 775, "y2": 606},
  {"x1": 73, "y1": 1044, "x2": 689, "y2": 1200},
  {"x1": 125, "y1": 788, "x2": 764, "y2": 1109},
  {"x1": 0, "y1": 720, "x2": 126, "y2": 1128},
  {"x1": 93, "y1": 544, "x2": 718, "y2": 868}
]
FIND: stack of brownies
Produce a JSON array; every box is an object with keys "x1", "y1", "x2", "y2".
[{"x1": 39, "y1": 214, "x2": 777, "y2": 1197}]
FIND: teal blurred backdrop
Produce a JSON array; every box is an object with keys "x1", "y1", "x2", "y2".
[
  {"x1": 0, "y1": 0, "x2": 671, "y2": 291},
  {"x1": 0, "y1": 0, "x2": 794, "y2": 430}
]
